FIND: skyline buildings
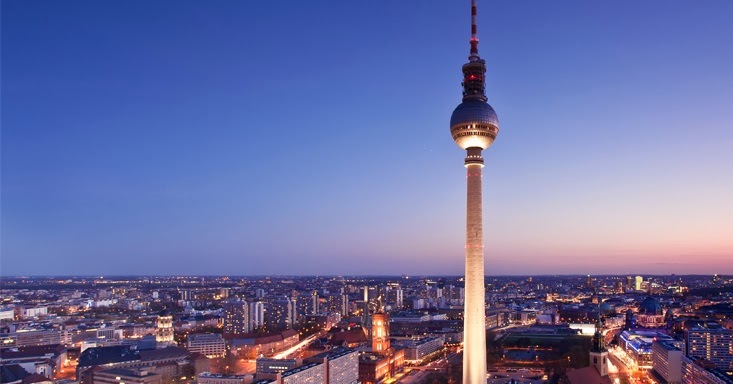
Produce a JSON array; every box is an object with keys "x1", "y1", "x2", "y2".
[{"x1": 2, "y1": 1, "x2": 732, "y2": 276}]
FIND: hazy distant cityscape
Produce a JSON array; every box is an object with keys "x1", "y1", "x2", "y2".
[
  {"x1": 2, "y1": 274, "x2": 733, "y2": 384},
  {"x1": 2, "y1": 0, "x2": 732, "y2": 383}
]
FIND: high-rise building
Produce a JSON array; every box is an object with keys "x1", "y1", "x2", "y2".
[
  {"x1": 287, "y1": 297, "x2": 297, "y2": 328},
  {"x1": 449, "y1": 0, "x2": 499, "y2": 382},
  {"x1": 251, "y1": 301, "x2": 265, "y2": 330},
  {"x1": 340, "y1": 289, "x2": 349, "y2": 317},
  {"x1": 311, "y1": 290, "x2": 320, "y2": 315},
  {"x1": 635, "y1": 276, "x2": 644, "y2": 291},
  {"x1": 681, "y1": 355, "x2": 733, "y2": 384},
  {"x1": 304, "y1": 348, "x2": 359, "y2": 384},
  {"x1": 266, "y1": 297, "x2": 293, "y2": 331},
  {"x1": 684, "y1": 322, "x2": 733, "y2": 370},
  {"x1": 652, "y1": 340, "x2": 684, "y2": 384},
  {"x1": 224, "y1": 302, "x2": 251, "y2": 335}
]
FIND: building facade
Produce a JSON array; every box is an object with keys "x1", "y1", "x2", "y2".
[
  {"x1": 224, "y1": 302, "x2": 251, "y2": 336},
  {"x1": 653, "y1": 340, "x2": 683, "y2": 384},
  {"x1": 187, "y1": 333, "x2": 226, "y2": 358},
  {"x1": 681, "y1": 355, "x2": 733, "y2": 384},
  {"x1": 685, "y1": 322, "x2": 733, "y2": 370},
  {"x1": 92, "y1": 368, "x2": 162, "y2": 384},
  {"x1": 155, "y1": 311, "x2": 174, "y2": 346}
]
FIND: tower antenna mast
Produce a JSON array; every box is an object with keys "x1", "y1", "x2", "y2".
[{"x1": 470, "y1": 0, "x2": 479, "y2": 60}]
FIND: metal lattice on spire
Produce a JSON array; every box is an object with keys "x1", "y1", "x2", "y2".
[{"x1": 470, "y1": 0, "x2": 479, "y2": 60}]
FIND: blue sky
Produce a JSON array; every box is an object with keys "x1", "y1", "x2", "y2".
[{"x1": 2, "y1": 0, "x2": 732, "y2": 276}]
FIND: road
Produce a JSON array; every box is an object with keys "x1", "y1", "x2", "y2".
[
  {"x1": 273, "y1": 331, "x2": 325, "y2": 359},
  {"x1": 608, "y1": 351, "x2": 632, "y2": 384}
]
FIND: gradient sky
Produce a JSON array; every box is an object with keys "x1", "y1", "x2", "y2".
[{"x1": 2, "y1": 1, "x2": 732, "y2": 276}]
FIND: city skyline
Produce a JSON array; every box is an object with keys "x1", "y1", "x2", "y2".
[{"x1": 2, "y1": 1, "x2": 732, "y2": 276}]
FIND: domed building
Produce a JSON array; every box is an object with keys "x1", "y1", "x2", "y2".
[
  {"x1": 636, "y1": 297, "x2": 665, "y2": 328},
  {"x1": 599, "y1": 301, "x2": 615, "y2": 316}
]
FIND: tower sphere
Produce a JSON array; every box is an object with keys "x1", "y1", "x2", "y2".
[{"x1": 450, "y1": 99, "x2": 499, "y2": 150}]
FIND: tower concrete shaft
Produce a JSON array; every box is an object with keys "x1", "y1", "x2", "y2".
[{"x1": 463, "y1": 148, "x2": 486, "y2": 384}]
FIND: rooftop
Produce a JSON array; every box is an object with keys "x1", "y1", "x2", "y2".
[
  {"x1": 198, "y1": 372, "x2": 251, "y2": 379},
  {"x1": 281, "y1": 362, "x2": 320, "y2": 378},
  {"x1": 78, "y1": 345, "x2": 140, "y2": 368},
  {"x1": 96, "y1": 368, "x2": 158, "y2": 378}
]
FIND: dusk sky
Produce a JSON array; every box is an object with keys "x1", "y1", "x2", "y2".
[{"x1": 2, "y1": 1, "x2": 732, "y2": 276}]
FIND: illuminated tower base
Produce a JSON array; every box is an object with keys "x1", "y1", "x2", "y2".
[{"x1": 463, "y1": 148, "x2": 486, "y2": 384}]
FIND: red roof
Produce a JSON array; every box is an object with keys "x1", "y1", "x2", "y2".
[{"x1": 564, "y1": 366, "x2": 612, "y2": 384}]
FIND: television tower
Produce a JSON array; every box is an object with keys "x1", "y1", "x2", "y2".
[{"x1": 449, "y1": 0, "x2": 499, "y2": 382}]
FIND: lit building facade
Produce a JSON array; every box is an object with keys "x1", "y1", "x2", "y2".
[
  {"x1": 397, "y1": 336, "x2": 445, "y2": 363},
  {"x1": 187, "y1": 333, "x2": 226, "y2": 358},
  {"x1": 256, "y1": 358, "x2": 301, "y2": 375},
  {"x1": 681, "y1": 355, "x2": 733, "y2": 384},
  {"x1": 653, "y1": 340, "x2": 684, "y2": 384},
  {"x1": 279, "y1": 362, "x2": 324, "y2": 384},
  {"x1": 197, "y1": 373, "x2": 253, "y2": 384},
  {"x1": 620, "y1": 330, "x2": 673, "y2": 368},
  {"x1": 371, "y1": 313, "x2": 389, "y2": 354},
  {"x1": 269, "y1": 348, "x2": 358, "y2": 384},
  {"x1": 92, "y1": 368, "x2": 162, "y2": 384},
  {"x1": 636, "y1": 297, "x2": 665, "y2": 328},
  {"x1": 156, "y1": 310, "x2": 174, "y2": 346},
  {"x1": 251, "y1": 302, "x2": 265, "y2": 330},
  {"x1": 685, "y1": 322, "x2": 733, "y2": 370},
  {"x1": 224, "y1": 302, "x2": 251, "y2": 336},
  {"x1": 358, "y1": 349, "x2": 405, "y2": 384}
]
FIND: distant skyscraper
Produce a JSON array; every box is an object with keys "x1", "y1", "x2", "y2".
[
  {"x1": 341, "y1": 289, "x2": 349, "y2": 316},
  {"x1": 287, "y1": 296, "x2": 297, "y2": 328},
  {"x1": 311, "y1": 290, "x2": 319, "y2": 315},
  {"x1": 449, "y1": 0, "x2": 499, "y2": 382},
  {"x1": 635, "y1": 276, "x2": 644, "y2": 291}
]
